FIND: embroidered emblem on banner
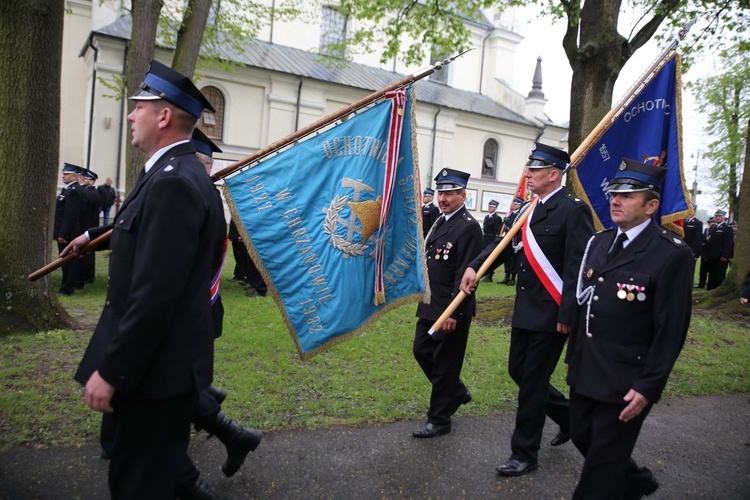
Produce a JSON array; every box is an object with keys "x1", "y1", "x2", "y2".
[{"x1": 324, "y1": 178, "x2": 382, "y2": 257}]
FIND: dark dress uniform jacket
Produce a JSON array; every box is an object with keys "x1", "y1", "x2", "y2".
[
  {"x1": 471, "y1": 189, "x2": 594, "y2": 331},
  {"x1": 417, "y1": 205, "x2": 483, "y2": 322},
  {"x1": 682, "y1": 216, "x2": 703, "y2": 258},
  {"x1": 703, "y1": 221, "x2": 733, "y2": 259},
  {"x1": 75, "y1": 142, "x2": 226, "y2": 399},
  {"x1": 566, "y1": 221, "x2": 693, "y2": 404},
  {"x1": 53, "y1": 183, "x2": 83, "y2": 241},
  {"x1": 482, "y1": 212, "x2": 504, "y2": 246}
]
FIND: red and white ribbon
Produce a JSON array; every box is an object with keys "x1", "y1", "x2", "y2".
[
  {"x1": 521, "y1": 203, "x2": 562, "y2": 306},
  {"x1": 374, "y1": 88, "x2": 407, "y2": 305}
]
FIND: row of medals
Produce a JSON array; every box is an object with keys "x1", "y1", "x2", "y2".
[
  {"x1": 433, "y1": 242, "x2": 453, "y2": 260},
  {"x1": 617, "y1": 283, "x2": 646, "y2": 302}
]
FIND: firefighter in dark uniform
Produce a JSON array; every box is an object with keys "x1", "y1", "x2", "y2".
[
  {"x1": 461, "y1": 142, "x2": 595, "y2": 477},
  {"x1": 479, "y1": 199, "x2": 504, "y2": 282},
  {"x1": 682, "y1": 209, "x2": 703, "y2": 280},
  {"x1": 704, "y1": 208, "x2": 734, "y2": 290},
  {"x1": 65, "y1": 61, "x2": 226, "y2": 499},
  {"x1": 176, "y1": 128, "x2": 263, "y2": 498},
  {"x1": 566, "y1": 158, "x2": 693, "y2": 499},
  {"x1": 77, "y1": 168, "x2": 100, "y2": 285},
  {"x1": 412, "y1": 168, "x2": 483, "y2": 438},
  {"x1": 498, "y1": 197, "x2": 523, "y2": 285},
  {"x1": 53, "y1": 163, "x2": 84, "y2": 295},
  {"x1": 421, "y1": 187, "x2": 441, "y2": 239}
]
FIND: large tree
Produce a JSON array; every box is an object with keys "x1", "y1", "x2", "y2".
[
  {"x1": 691, "y1": 41, "x2": 750, "y2": 220},
  {"x1": 688, "y1": 40, "x2": 749, "y2": 294},
  {"x1": 0, "y1": 0, "x2": 69, "y2": 332}
]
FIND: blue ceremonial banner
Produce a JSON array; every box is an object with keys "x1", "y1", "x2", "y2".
[
  {"x1": 570, "y1": 53, "x2": 692, "y2": 231},
  {"x1": 223, "y1": 88, "x2": 427, "y2": 360}
]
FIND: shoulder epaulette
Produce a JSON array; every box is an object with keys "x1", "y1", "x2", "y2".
[{"x1": 658, "y1": 228, "x2": 686, "y2": 247}]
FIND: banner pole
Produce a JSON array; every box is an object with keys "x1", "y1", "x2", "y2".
[
  {"x1": 427, "y1": 198, "x2": 538, "y2": 335},
  {"x1": 28, "y1": 50, "x2": 472, "y2": 282},
  {"x1": 568, "y1": 21, "x2": 692, "y2": 166},
  {"x1": 211, "y1": 50, "x2": 472, "y2": 181}
]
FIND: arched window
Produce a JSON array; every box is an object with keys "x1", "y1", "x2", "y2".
[
  {"x1": 482, "y1": 138, "x2": 498, "y2": 178},
  {"x1": 200, "y1": 86, "x2": 225, "y2": 142}
]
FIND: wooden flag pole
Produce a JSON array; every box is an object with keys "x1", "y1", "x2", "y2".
[
  {"x1": 427, "y1": 198, "x2": 538, "y2": 335},
  {"x1": 568, "y1": 21, "x2": 692, "y2": 166},
  {"x1": 28, "y1": 231, "x2": 114, "y2": 282},
  {"x1": 28, "y1": 51, "x2": 472, "y2": 282}
]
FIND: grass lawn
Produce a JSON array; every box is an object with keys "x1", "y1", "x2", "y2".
[{"x1": 1, "y1": 253, "x2": 748, "y2": 451}]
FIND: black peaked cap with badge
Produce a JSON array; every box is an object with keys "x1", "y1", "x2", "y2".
[
  {"x1": 191, "y1": 128, "x2": 223, "y2": 158},
  {"x1": 607, "y1": 158, "x2": 667, "y2": 193},
  {"x1": 526, "y1": 142, "x2": 570, "y2": 170},
  {"x1": 81, "y1": 168, "x2": 98, "y2": 181},
  {"x1": 130, "y1": 60, "x2": 215, "y2": 118},
  {"x1": 434, "y1": 168, "x2": 470, "y2": 191},
  {"x1": 62, "y1": 162, "x2": 81, "y2": 174}
]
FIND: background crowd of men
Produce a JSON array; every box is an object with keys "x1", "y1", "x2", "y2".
[
  {"x1": 683, "y1": 208, "x2": 736, "y2": 290},
  {"x1": 53, "y1": 164, "x2": 114, "y2": 295}
]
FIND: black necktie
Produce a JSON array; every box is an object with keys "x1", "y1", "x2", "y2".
[{"x1": 608, "y1": 232, "x2": 628, "y2": 262}]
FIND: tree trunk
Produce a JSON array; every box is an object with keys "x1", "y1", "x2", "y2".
[
  {"x1": 718, "y1": 114, "x2": 749, "y2": 293},
  {"x1": 566, "y1": 0, "x2": 625, "y2": 151},
  {"x1": 172, "y1": 0, "x2": 213, "y2": 78},
  {"x1": 0, "y1": 0, "x2": 71, "y2": 332},
  {"x1": 563, "y1": 0, "x2": 680, "y2": 151},
  {"x1": 125, "y1": 0, "x2": 164, "y2": 192}
]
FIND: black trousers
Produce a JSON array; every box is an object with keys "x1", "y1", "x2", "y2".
[
  {"x1": 570, "y1": 389, "x2": 653, "y2": 499},
  {"x1": 231, "y1": 239, "x2": 250, "y2": 279},
  {"x1": 57, "y1": 241, "x2": 78, "y2": 294},
  {"x1": 413, "y1": 318, "x2": 471, "y2": 426},
  {"x1": 697, "y1": 256, "x2": 708, "y2": 287},
  {"x1": 107, "y1": 391, "x2": 195, "y2": 500},
  {"x1": 507, "y1": 327, "x2": 569, "y2": 462},
  {"x1": 706, "y1": 259, "x2": 728, "y2": 290},
  {"x1": 176, "y1": 389, "x2": 224, "y2": 490}
]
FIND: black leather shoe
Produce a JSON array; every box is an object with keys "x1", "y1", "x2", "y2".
[
  {"x1": 496, "y1": 458, "x2": 538, "y2": 476},
  {"x1": 625, "y1": 473, "x2": 659, "y2": 499},
  {"x1": 550, "y1": 430, "x2": 570, "y2": 446},
  {"x1": 450, "y1": 391, "x2": 473, "y2": 416},
  {"x1": 412, "y1": 422, "x2": 451, "y2": 438},
  {"x1": 207, "y1": 385, "x2": 228, "y2": 405},
  {"x1": 506, "y1": 279, "x2": 516, "y2": 286},
  {"x1": 176, "y1": 477, "x2": 227, "y2": 500},
  {"x1": 479, "y1": 276, "x2": 493, "y2": 283}
]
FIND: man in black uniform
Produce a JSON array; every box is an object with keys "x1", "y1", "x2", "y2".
[
  {"x1": 412, "y1": 168, "x2": 483, "y2": 438},
  {"x1": 479, "y1": 199, "x2": 504, "y2": 283},
  {"x1": 460, "y1": 142, "x2": 595, "y2": 476},
  {"x1": 421, "y1": 187, "x2": 441, "y2": 239},
  {"x1": 64, "y1": 61, "x2": 226, "y2": 499},
  {"x1": 696, "y1": 217, "x2": 714, "y2": 288},
  {"x1": 53, "y1": 163, "x2": 85, "y2": 296},
  {"x1": 77, "y1": 168, "x2": 100, "y2": 285},
  {"x1": 173, "y1": 128, "x2": 263, "y2": 499},
  {"x1": 682, "y1": 208, "x2": 703, "y2": 280},
  {"x1": 566, "y1": 158, "x2": 693, "y2": 499},
  {"x1": 704, "y1": 208, "x2": 734, "y2": 290},
  {"x1": 498, "y1": 197, "x2": 523, "y2": 285}
]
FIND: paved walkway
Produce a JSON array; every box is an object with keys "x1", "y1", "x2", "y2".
[{"x1": 1, "y1": 393, "x2": 748, "y2": 499}]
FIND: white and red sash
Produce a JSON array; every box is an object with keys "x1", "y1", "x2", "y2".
[{"x1": 521, "y1": 203, "x2": 562, "y2": 305}]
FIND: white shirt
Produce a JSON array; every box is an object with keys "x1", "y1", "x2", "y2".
[
  {"x1": 615, "y1": 218, "x2": 652, "y2": 249},
  {"x1": 144, "y1": 139, "x2": 191, "y2": 173}
]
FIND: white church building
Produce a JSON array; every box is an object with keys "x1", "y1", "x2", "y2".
[{"x1": 61, "y1": 0, "x2": 568, "y2": 217}]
